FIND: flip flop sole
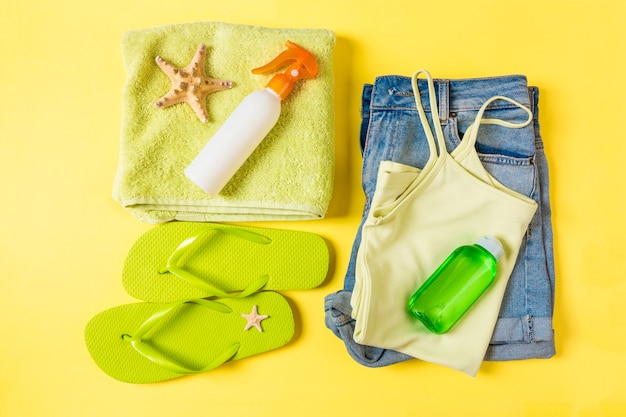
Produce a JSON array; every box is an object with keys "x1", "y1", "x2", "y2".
[
  {"x1": 84, "y1": 292, "x2": 294, "y2": 383},
  {"x1": 122, "y1": 222, "x2": 329, "y2": 302}
]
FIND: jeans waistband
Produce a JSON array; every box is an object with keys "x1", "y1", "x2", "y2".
[{"x1": 368, "y1": 75, "x2": 531, "y2": 121}]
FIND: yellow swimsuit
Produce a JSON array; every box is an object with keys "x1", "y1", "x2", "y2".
[{"x1": 350, "y1": 70, "x2": 538, "y2": 376}]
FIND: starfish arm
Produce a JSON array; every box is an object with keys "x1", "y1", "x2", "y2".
[
  {"x1": 201, "y1": 79, "x2": 235, "y2": 95},
  {"x1": 253, "y1": 314, "x2": 269, "y2": 331},
  {"x1": 188, "y1": 44, "x2": 207, "y2": 77},
  {"x1": 155, "y1": 56, "x2": 180, "y2": 79},
  {"x1": 155, "y1": 89, "x2": 187, "y2": 108},
  {"x1": 187, "y1": 95, "x2": 210, "y2": 123}
]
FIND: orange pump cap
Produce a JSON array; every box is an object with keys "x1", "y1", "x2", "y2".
[{"x1": 251, "y1": 40, "x2": 318, "y2": 100}]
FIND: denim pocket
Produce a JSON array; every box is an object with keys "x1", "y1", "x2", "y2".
[
  {"x1": 458, "y1": 106, "x2": 536, "y2": 158},
  {"x1": 452, "y1": 106, "x2": 537, "y2": 198},
  {"x1": 480, "y1": 154, "x2": 536, "y2": 198},
  {"x1": 385, "y1": 110, "x2": 438, "y2": 170},
  {"x1": 362, "y1": 109, "x2": 431, "y2": 203}
]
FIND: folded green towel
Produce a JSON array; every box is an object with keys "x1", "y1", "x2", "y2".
[{"x1": 112, "y1": 22, "x2": 336, "y2": 223}]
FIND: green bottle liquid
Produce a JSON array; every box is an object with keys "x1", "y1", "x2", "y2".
[{"x1": 407, "y1": 235, "x2": 504, "y2": 334}]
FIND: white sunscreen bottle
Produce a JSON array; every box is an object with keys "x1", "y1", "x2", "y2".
[{"x1": 184, "y1": 41, "x2": 319, "y2": 195}]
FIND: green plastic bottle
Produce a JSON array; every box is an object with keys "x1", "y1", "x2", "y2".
[{"x1": 407, "y1": 235, "x2": 504, "y2": 334}]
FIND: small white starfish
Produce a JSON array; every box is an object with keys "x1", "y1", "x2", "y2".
[{"x1": 241, "y1": 305, "x2": 269, "y2": 332}]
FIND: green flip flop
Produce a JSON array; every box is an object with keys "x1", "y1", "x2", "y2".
[
  {"x1": 84, "y1": 291, "x2": 294, "y2": 383},
  {"x1": 122, "y1": 222, "x2": 329, "y2": 302}
]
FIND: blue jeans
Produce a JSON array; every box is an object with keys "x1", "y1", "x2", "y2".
[{"x1": 324, "y1": 75, "x2": 556, "y2": 366}]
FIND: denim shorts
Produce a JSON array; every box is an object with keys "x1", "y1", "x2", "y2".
[{"x1": 325, "y1": 74, "x2": 556, "y2": 366}]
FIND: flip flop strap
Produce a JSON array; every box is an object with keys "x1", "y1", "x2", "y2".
[
  {"x1": 160, "y1": 226, "x2": 272, "y2": 298},
  {"x1": 123, "y1": 299, "x2": 240, "y2": 375}
]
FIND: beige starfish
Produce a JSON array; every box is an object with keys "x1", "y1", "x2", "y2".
[
  {"x1": 241, "y1": 305, "x2": 269, "y2": 332},
  {"x1": 154, "y1": 44, "x2": 233, "y2": 122}
]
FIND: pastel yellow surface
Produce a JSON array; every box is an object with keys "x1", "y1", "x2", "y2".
[{"x1": 1, "y1": 0, "x2": 624, "y2": 416}]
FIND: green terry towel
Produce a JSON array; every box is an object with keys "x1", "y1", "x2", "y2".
[{"x1": 112, "y1": 22, "x2": 336, "y2": 223}]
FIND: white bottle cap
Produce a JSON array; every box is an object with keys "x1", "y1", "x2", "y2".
[{"x1": 475, "y1": 235, "x2": 504, "y2": 261}]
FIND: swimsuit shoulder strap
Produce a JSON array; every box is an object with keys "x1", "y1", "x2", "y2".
[{"x1": 411, "y1": 70, "x2": 447, "y2": 164}]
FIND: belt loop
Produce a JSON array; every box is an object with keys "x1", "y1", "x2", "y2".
[
  {"x1": 529, "y1": 86, "x2": 540, "y2": 121},
  {"x1": 438, "y1": 80, "x2": 450, "y2": 123}
]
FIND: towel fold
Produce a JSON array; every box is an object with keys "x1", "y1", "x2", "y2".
[{"x1": 112, "y1": 22, "x2": 336, "y2": 223}]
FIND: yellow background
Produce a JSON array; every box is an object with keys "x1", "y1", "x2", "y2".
[{"x1": 1, "y1": 0, "x2": 625, "y2": 416}]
